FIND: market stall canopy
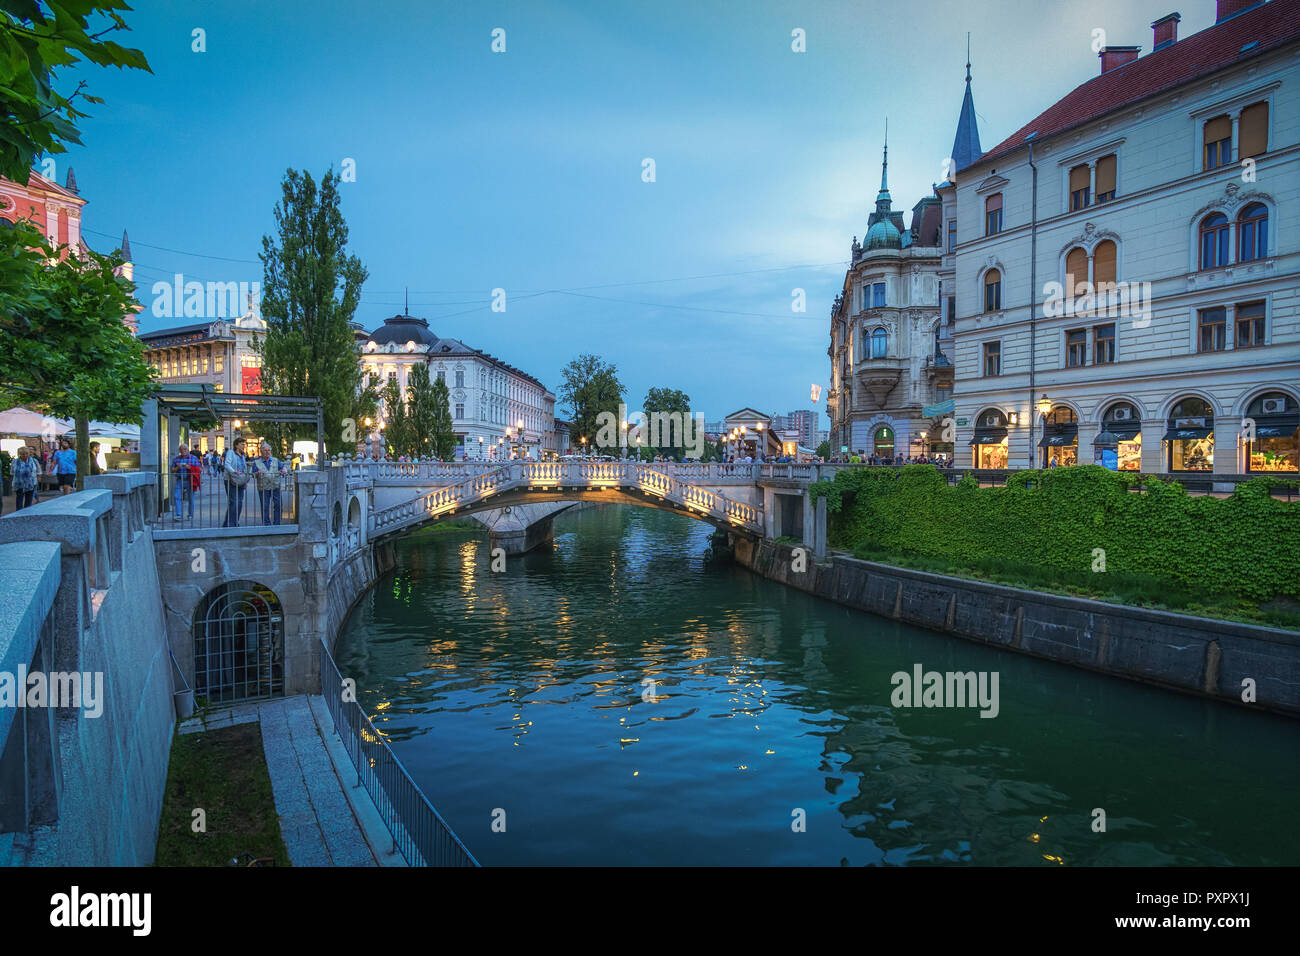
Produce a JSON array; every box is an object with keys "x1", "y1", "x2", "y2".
[
  {"x1": 87, "y1": 421, "x2": 142, "y2": 440},
  {"x1": 0, "y1": 406, "x2": 73, "y2": 436}
]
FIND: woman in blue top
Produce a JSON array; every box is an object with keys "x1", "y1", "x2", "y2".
[{"x1": 52, "y1": 438, "x2": 77, "y2": 494}]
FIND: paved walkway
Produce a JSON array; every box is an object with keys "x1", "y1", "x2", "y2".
[{"x1": 179, "y1": 695, "x2": 394, "y2": 867}]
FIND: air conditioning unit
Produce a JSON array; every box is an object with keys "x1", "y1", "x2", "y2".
[
  {"x1": 1111, "y1": 407, "x2": 1133, "y2": 421},
  {"x1": 1262, "y1": 398, "x2": 1286, "y2": 415},
  {"x1": 984, "y1": 413, "x2": 1000, "y2": 427}
]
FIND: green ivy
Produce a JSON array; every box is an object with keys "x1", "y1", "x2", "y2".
[{"x1": 813, "y1": 464, "x2": 1300, "y2": 601}]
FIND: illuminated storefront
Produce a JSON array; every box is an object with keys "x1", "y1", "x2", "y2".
[
  {"x1": 1245, "y1": 392, "x2": 1299, "y2": 473},
  {"x1": 1040, "y1": 405, "x2": 1078, "y2": 467},
  {"x1": 970, "y1": 409, "x2": 1009, "y2": 469},
  {"x1": 873, "y1": 426, "x2": 894, "y2": 458},
  {"x1": 1164, "y1": 397, "x2": 1214, "y2": 472},
  {"x1": 1095, "y1": 402, "x2": 1142, "y2": 471}
]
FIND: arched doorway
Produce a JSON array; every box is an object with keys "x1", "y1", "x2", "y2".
[
  {"x1": 1097, "y1": 402, "x2": 1142, "y2": 471},
  {"x1": 872, "y1": 426, "x2": 894, "y2": 459},
  {"x1": 1244, "y1": 392, "x2": 1299, "y2": 472},
  {"x1": 192, "y1": 580, "x2": 285, "y2": 703},
  {"x1": 971, "y1": 409, "x2": 1009, "y2": 469}
]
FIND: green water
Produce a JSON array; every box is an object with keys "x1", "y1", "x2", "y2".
[{"x1": 334, "y1": 505, "x2": 1300, "y2": 866}]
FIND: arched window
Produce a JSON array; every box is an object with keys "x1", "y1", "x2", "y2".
[
  {"x1": 1245, "y1": 392, "x2": 1298, "y2": 473},
  {"x1": 971, "y1": 409, "x2": 1008, "y2": 469},
  {"x1": 192, "y1": 580, "x2": 284, "y2": 703},
  {"x1": 870, "y1": 327, "x2": 888, "y2": 359},
  {"x1": 1099, "y1": 402, "x2": 1142, "y2": 470},
  {"x1": 1199, "y1": 213, "x2": 1229, "y2": 269},
  {"x1": 983, "y1": 268, "x2": 1002, "y2": 312},
  {"x1": 1238, "y1": 203, "x2": 1268, "y2": 262},
  {"x1": 1093, "y1": 240, "x2": 1117, "y2": 290},
  {"x1": 1042, "y1": 406, "x2": 1078, "y2": 467},
  {"x1": 872, "y1": 426, "x2": 894, "y2": 458},
  {"x1": 1166, "y1": 397, "x2": 1215, "y2": 472},
  {"x1": 1065, "y1": 247, "x2": 1088, "y2": 295}
]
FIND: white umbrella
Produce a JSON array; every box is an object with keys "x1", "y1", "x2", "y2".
[{"x1": 0, "y1": 406, "x2": 72, "y2": 438}]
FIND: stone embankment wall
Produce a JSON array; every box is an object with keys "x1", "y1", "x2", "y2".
[{"x1": 734, "y1": 537, "x2": 1300, "y2": 718}]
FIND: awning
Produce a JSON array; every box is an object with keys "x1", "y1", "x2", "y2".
[
  {"x1": 1252, "y1": 415, "x2": 1299, "y2": 439},
  {"x1": 1106, "y1": 421, "x2": 1141, "y2": 440},
  {"x1": 968, "y1": 427, "x2": 1007, "y2": 446},
  {"x1": 1038, "y1": 424, "x2": 1079, "y2": 448},
  {"x1": 1163, "y1": 427, "x2": 1213, "y2": 441}
]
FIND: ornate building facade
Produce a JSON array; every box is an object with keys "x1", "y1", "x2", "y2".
[
  {"x1": 948, "y1": 0, "x2": 1300, "y2": 474},
  {"x1": 827, "y1": 142, "x2": 953, "y2": 457},
  {"x1": 359, "y1": 312, "x2": 556, "y2": 459}
]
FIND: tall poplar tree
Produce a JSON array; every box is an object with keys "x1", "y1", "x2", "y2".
[
  {"x1": 429, "y1": 374, "x2": 456, "y2": 460},
  {"x1": 255, "y1": 168, "x2": 370, "y2": 448}
]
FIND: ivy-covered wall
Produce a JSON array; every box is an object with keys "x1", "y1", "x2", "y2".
[{"x1": 809, "y1": 465, "x2": 1300, "y2": 601}]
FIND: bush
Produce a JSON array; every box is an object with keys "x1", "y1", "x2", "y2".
[{"x1": 812, "y1": 464, "x2": 1300, "y2": 601}]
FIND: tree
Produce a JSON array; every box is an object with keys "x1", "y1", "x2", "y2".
[
  {"x1": 642, "y1": 386, "x2": 692, "y2": 459},
  {"x1": 429, "y1": 374, "x2": 456, "y2": 460},
  {"x1": 380, "y1": 376, "x2": 409, "y2": 458},
  {"x1": 1, "y1": 2, "x2": 151, "y2": 184},
  {"x1": 0, "y1": 222, "x2": 152, "y2": 486},
  {"x1": 816, "y1": 440, "x2": 831, "y2": 459},
  {"x1": 558, "y1": 354, "x2": 624, "y2": 453},
  {"x1": 254, "y1": 167, "x2": 370, "y2": 450}
]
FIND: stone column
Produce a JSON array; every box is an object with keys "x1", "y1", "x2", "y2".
[{"x1": 1140, "y1": 419, "x2": 1166, "y2": 474}]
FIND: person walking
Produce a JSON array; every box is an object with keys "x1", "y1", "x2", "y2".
[
  {"x1": 88, "y1": 442, "x2": 104, "y2": 476},
  {"x1": 221, "y1": 437, "x2": 250, "y2": 527},
  {"x1": 171, "y1": 443, "x2": 202, "y2": 520},
  {"x1": 251, "y1": 441, "x2": 287, "y2": 525},
  {"x1": 12, "y1": 446, "x2": 39, "y2": 510},
  {"x1": 51, "y1": 438, "x2": 77, "y2": 494}
]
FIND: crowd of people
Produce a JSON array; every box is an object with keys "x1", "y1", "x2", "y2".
[
  {"x1": 169, "y1": 437, "x2": 289, "y2": 526},
  {"x1": 5, "y1": 437, "x2": 112, "y2": 514}
]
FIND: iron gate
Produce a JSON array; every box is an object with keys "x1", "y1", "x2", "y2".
[{"x1": 193, "y1": 580, "x2": 285, "y2": 703}]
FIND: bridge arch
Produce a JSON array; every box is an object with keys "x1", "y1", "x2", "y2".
[{"x1": 191, "y1": 579, "x2": 285, "y2": 704}]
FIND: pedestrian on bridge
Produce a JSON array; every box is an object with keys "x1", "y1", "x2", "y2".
[
  {"x1": 222, "y1": 437, "x2": 250, "y2": 527},
  {"x1": 252, "y1": 441, "x2": 288, "y2": 525},
  {"x1": 171, "y1": 444, "x2": 202, "y2": 520}
]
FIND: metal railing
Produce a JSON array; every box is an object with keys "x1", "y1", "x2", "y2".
[
  {"x1": 155, "y1": 469, "x2": 298, "y2": 531},
  {"x1": 319, "y1": 640, "x2": 478, "y2": 867}
]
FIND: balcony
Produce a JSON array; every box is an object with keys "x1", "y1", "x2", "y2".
[{"x1": 854, "y1": 359, "x2": 904, "y2": 409}]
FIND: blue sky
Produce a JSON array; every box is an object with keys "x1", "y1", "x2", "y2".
[{"x1": 60, "y1": 0, "x2": 1216, "y2": 422}]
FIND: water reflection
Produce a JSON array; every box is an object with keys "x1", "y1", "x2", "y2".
[{"x1": 336, "y1": 505, "x2": 1300, "y2": 867}]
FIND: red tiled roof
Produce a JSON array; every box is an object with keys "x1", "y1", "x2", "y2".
[{"x1": 979, "y1": 0, "x2": 1300, "y2": 165}]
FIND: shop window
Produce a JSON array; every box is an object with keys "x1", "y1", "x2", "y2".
[
  {"x1": 1069, "y1": 165, "x2": 1090, "y2": 211},
  {"x1": 1245, "y1": 392, "x2": 1298, "y2": 473},
  {"x1": 1093, "y1": 240, "x2": 1117, "y2": 290},
  {"x1": 1203, "y1": 115, "x2": 1232, "y2": 170},
  {"x1": 1066, "y1": 329, "x2": 1087, "y2": 368},
  {"x1": 1101, "y1": 402, "x2": 1142, "y2": 471},
  {"x1": 983, "y1": 269, "x2": 1002, "y2": 312},
  {"x1": 1095, "y1": 154, "x2": 1117, "y2": 202},
  {"x1": 1235, "y1": 301, "x2": 1265, "y2": 348},
  {"x1": 985, "y1": 193, "x2": 1003, "y2": 235},
  {"x1": 1198, "y1": 308, "x2": 1227, "y2": 352},
  {"x1": 1199, "y1": 213, "x2": 1229, "y2": 269},
  {"x1": 983, "y1": 340, "x2": 1001, "y2": 377},
  {"x1": 1166, "y1": 397, "x2": 1214, "y2": 472},
  {"x1": 1238, "y1": 102, "x2": 1268, "y2": 160},
  {"x1": 1238, "y1": 203, "x2": 1268, "y2": 262},
  {"x1": 971, "y1": 409, "x2": 1009, "y2": 469},
  {"x1": 1065, "y1": 247, "x2": 1088, "y2": 296},
  {"x1": 1093, "y1": 323, "x2": 1116, "y2": 364}
]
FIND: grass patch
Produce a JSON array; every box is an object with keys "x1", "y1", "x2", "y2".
[
  {"x1": 847, "y1": 543, "x2": 1300, "y2": 632},
  {"x1": 154, "y1": 721, "x2": 291, "y2": 867}
]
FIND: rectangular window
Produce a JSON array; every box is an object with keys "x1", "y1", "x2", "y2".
[
  {"x1": 1239, "y1": 102, "x2": 1268, "y2": 159},
  {"x1": 455, "y1": 403, "x2": 465, "y2": 418},
  {"x1": 872, "y1": 282, "x2": 886, "y2": 308},
  {"x1": 201, "y1": 356, "x2": 209, "y2": 375},
  {"x1": 947, "y1": 220, "x2": 956, "y2": 252},
  {"x1": 947, "y1": 295, "x2": 956, "y2": 323},
  {"x1": 983, "y1": 341, "x2": 1001, "y2": 377},
  {"x1": 436, "y1": 370, "x2": 445, "y2": 382},
  {"x1": 1235, "y1": 301, "x2": 1266, "y2": 348},
  {"x1": 1095, "y1": 154, "x2": 1117, "y2": 202},
  {"x1": 1069, "y1": 165, "x2": 1091, "y2": 211},
  {"x1": 936, "y1": 385, "x2": 953, "y2": 403},
  {"x1": 1093, "y1": 323, "x2": 1115, "y2": 364},
  {"x1": 1066, "y1": 329, "x2": 1087, "y2": 367},
  {"x1": 455, "y1": 370, "x2": 465, "y2": 387},
  {"x1": 215, "y1": 354, "x2": 224, "y2": 373},
  {"x1": 1203, "y1": 115, "x2": 1232, "y2": 170},
  {"x1": 1198, "y1": 307, "x2": 1227, "y2": 352},
  {"x1": 985, "y1": 193, "x2": 1003, "y2": 235}
]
